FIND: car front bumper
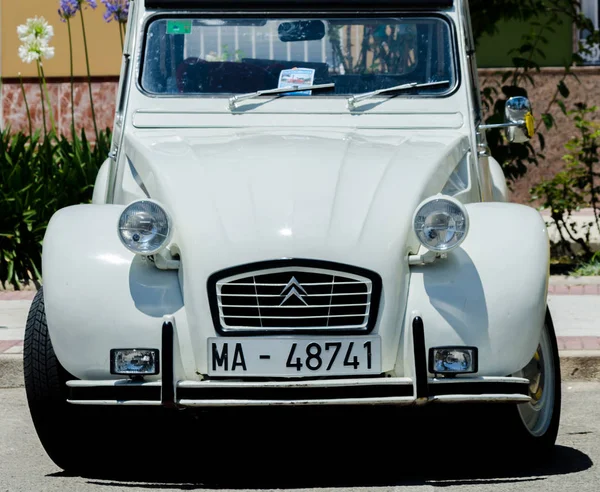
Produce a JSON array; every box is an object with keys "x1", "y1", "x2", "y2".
[{"x1": 66, "y1": 319, "x2": 532, "y2": 407}]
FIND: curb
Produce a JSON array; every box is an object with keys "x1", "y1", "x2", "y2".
[
  {"x1": 559, "y1": 352, "x2": 600, "y2": 381},
  {"x1": 2, "y1": 353, "x2": 598, "y2": 389},
  {"x1": 0, "y1": 355, "x2": 24, "y2": 389}
]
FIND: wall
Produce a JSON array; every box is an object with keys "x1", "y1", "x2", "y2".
[
  {"x1": 1, "y1": 0, "x2": 122, "y2": 78},
  {"x1": 1, "y1": 80, "x2": 117, "y2": 136},
  {"x1": 476, "y1": 15, "x2": 574, "y2": 68},
  {"x1": 0, "y1": 0, "x2": 122, "y2": 135},
  {"x1": 479, "y1": 67, "x2": 600, "y2": 205}
]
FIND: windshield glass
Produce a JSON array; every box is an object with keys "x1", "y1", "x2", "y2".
[{"x1": 141, "y1": 16, "x2": 456, "y2": 96}]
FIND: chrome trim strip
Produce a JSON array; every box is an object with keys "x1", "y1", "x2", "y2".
[
  {"x1": 431, "y1": 394, "x2": 531, "y2": 404},
  {"x1": 68, "y1": 400, "x2": 163, "y2": 406},
  {"x1": 178, "y1": 397, "x2": 416, "y2": 407},
  {"x1": 218, "y1": 302, "x2": 370, "y2": 308},
  {"x1": 218, "y1": 292, "x2": 371, "y2": 297}
]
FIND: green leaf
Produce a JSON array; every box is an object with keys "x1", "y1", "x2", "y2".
[
  {"x1": 558, "y1": 80, "x2": 570, "y2": 98},
  {"x1": 542, "y1": 113, "x2": 555, "y2": 130}
]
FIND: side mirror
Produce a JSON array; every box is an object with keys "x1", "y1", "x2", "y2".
[{"x1": 505, "y1": 96, "x2": 535, "y2": 143}]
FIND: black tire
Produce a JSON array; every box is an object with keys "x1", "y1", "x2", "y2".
[
  {"x1": 498, "y1": 308, "x2": 562, "y2": 458},
  {"x1": 23, "y1": 288, "x2": 88, "y2": 472}
]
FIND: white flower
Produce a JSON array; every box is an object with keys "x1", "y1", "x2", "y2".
[
  {"x1": 17, "y1": 17, "x2": 54, "y2": 43},
  {"x1": 16, "y1": 17, "x2": 55, "y2": 65},
  {"x1": 18, "y1": 36, "x2": 55, "y2": 64}
]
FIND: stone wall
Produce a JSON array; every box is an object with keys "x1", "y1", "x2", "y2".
[
  {"x1": 2, "y1": 67, "x2": 600, "y2": 205},
  {"x1": 479, "y1": 66, "x2": 600, "y2": 205},
  {"x1": 1, "y1": 78, "x2": 118, "y2": 138}
]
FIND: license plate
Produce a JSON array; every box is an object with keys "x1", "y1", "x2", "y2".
[{"x1": 208, "y1": 337, "x2": 381, "y2": 377}]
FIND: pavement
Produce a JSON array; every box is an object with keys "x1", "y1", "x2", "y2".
[
  {"x1": 1, "y1": 383, "x2": 599, "y2": 491},
  {"x1": 1, "y1": 277, "x2": 599, "y2": 387}
]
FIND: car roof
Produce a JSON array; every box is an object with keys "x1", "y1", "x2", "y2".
[{"x1": 144, "y1": 0, "x2": 454, "y2": 11}]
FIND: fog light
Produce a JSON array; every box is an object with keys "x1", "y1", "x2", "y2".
[
  {"x1": 429, "y1": 347, "x2": 477, "y2": 375},
  {"x1": 110, "y1": 349, "x2": 159, "y2": 375}
]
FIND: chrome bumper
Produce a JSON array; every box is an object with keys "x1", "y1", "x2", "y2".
[{"x1": 67, "y1": 377, "x2": 531, "y2": 407}]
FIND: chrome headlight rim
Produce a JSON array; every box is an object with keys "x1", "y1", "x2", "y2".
[
  {"x1": 412, "y1": 195, "x2": 469, "y2": 253},
  {"x1": 118, "y1": 199, "x2": 172, "y2": 256}
]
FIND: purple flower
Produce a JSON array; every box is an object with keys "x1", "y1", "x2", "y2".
[
  {"x1": 101, "y1": 0, "x2": 129, "y2": 23},
  {"x1": 58, "y1": 0, "x2": 96, "y2": 22},
  {"x1": 79, "y1": 0, "x2": 98, "y2": 8},
  {"x1": 58, "y1": 0, "x2": 79, "y2": 22}
]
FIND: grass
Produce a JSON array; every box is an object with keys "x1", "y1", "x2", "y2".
[{"x1": 570, "y1": 252, "x2": 600, "y2": 277}]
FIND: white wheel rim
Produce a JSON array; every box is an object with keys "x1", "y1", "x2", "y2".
[{"x1": 515, "y1": 323, "x2": 555, "y2": 437}]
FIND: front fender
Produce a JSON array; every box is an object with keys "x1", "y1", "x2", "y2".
[
  {"x1": 42, "y1": 205, "x2": 189, "y2": 380},
  {"x1": 402, "y1": 202, "x2": 549, "y2": 376}
]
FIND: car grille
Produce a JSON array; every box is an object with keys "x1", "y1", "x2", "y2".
[{"x1": 211, "y1": 264, "x2": 381, "y2": 334}]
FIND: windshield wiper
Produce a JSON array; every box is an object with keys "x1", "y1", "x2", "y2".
[
  {"x1": 346, "y1": 80, "x2": 450, "y2": 111},
  {"x1": 228, "y1": 83, "x2": 335, "y2": 111}
]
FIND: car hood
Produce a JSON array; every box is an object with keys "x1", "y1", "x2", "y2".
[
  {"x1": 123, "y1": 128, "x2": 470, "y2": 365},
  {"x1": 124, "y1": 128, "x2": 470, "y2": 271}
]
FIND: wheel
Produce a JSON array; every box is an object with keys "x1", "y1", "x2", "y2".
[
  {"x1": 24, "y1": 289, "x2": 176, "y2": 473},
  {"x1": 23, "y1": 288, "x2": 89, "y2": 472},
  {"x1": 505, "y1": 307, "x2": 561, "y2": 456}
]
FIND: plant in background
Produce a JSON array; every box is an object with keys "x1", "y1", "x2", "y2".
[
  {"x1": 17, "y1": 16, "x2": 57, "y2": 135},
  {"x1": 531, "y1": 104, "x2": 600, "y2": 259},
  {"x1": 0, "y1": 126, "x2": 111, "y2": 289},
  {"x1": 0, "y1": 131, "x2": 45, "y2": 288},
  {"x1": 475, "y1": 0, "x2": 600, "y2": 184},
  {"x1": 59, "y1": 0, "x2": 80, "y2": 138},
  {"x1": 78, "y1": 0, "x2": 100, "y2": 142},
  {"x1": 17, "y1": 73, "x2": 33, "y2": 136},
  {"x1": 101, "y1": 0, "x2": 130, "y2": 49},
  {"x1": 64, "y1": 0, "x2": 100, "y2": 141},
  {"x1": 2, "y1": 4, "x2": 114, "y2": 289},
  {"x1": 571, "y1": 251, "x2": 600, "y2": 276}
]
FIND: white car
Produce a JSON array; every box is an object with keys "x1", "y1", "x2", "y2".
[{"x1": 24, "y1": 0, "x2": 560, "y2": 471}]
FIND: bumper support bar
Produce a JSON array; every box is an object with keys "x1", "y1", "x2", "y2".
[
  {"x1": 412, "y1": 316, "x2": 428, "y2": 400},
  {"x1": 161, "y1": 321, "x2": 175, "y2": 408}
]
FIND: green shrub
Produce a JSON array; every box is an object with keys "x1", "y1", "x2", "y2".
[
  {"x1": 571, "y1": 252, "x2": 600, "y2": 276},
  {"x1": 0, "y1": 128, "x2": 111, "y2": 289},
  {"x1": 531, "y1": 105, "x2": 600, "y2": 260}
]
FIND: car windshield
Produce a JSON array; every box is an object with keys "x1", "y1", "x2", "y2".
[{"x1": 141, "y1": 16, "x2": 456, "y2": 97}]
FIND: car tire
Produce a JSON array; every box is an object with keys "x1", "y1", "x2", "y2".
[
  {"x1": 23, "y1": 288, "x2": 90, "y2": 472},
  {"x1": 499, "y1": 307, "x2": 561, "y2": 458}
]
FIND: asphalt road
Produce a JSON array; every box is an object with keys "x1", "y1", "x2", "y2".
[{"x1": 1, "y1": 383, "x2": 599, "y2": 492}]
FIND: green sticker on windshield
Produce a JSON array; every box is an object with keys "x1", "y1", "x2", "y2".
[{"x1": 167, "y1": 20, "x2": 192, "y2": 35}]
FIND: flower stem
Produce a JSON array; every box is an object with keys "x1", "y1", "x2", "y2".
[
  {"x1": 19, "y1": 74, "x2": 33, "y2": 136},
  {"x1": 80, "y1": 8, "x2": 99, "y2": 141},
  {"x1": 119, "y1": 22, "x2": 124, "y2": 51},
  {"x1": 67, "y1": 18, "x2": 76, "y2": 140},
  {"x1": 39, "y1": 65, "x2": 57, "y2": 135},
  {"x1": 36, "y1": 63, "x2": 47, "y2": 136}
]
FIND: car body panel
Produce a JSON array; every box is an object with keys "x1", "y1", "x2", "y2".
[{"x1": 43, "y1": 201, "x2": 548, "y2": 381}]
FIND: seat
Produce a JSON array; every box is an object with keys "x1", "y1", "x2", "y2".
[{"x1": 175, "y1": 57, "x2": 277, "y2": 94}]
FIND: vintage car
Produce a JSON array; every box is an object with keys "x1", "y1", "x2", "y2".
[{"x1": 24, "y1": 0, "x2": 560, "y2": 471}]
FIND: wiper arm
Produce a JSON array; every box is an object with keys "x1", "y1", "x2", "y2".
[
  {"x1": 346, "y1": 80, "x2": 450, "y2": 111},
  {"x1": 228, "y1": 83, "x2": 335, "y2": 111}
]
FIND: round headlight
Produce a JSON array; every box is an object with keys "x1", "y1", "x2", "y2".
[
  {"x1": 413, "y1": 196, "x2": 469, "y2": 252},
  {"x1": 118, "y1": 200, "x2": 171, "y2": 255}
]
